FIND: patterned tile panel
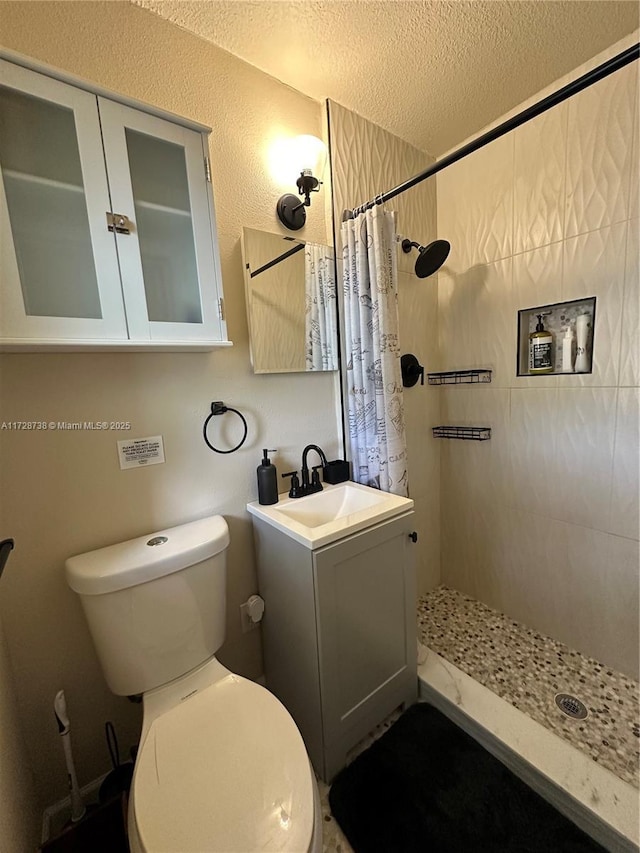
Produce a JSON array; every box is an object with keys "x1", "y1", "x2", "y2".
[
  {"x1": 619, "y1": 218, "x2": 640, "y2": 387},
  {"x1": 629, "y1": 84, "x2": 639, "y2": 222},
  {"x1": 436, "y1": 258, "x2": 514, "y2": 386},
  {"x1": 564, "y1": 63, "x2": 637, "y2": 238},
  {"x1": 514, "y1": 101, "x2": 568, "y2": 254},
  {"x1": 561, "y1": 222, "x2": 627, "y2": 388},
  {"x1": 328, "y1": 99, "x2": 436, "y2": 279},
  {"x1": 437, "y1": 133, "x2": 514, "y2": 271},
  {"x1": 508, "y1": 389, "x2": 559, "y2": 516},
  {"x1": 418, "y1": 586, "x2": 640, "y2": 788},
  {"x1": 562, "y1": 526, "x2": 640, "y2": 679},
  {"x1": 549, "y1": 388, "x2": 617, "y2": 530},
  {"x1": 439, "y1": 386, "x2": 511, "y2": 504},
  {"x1": 609, "y1": 388, "x2": 640, "y2": 540}
]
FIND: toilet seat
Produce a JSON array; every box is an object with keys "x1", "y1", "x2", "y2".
[{"x1": 132, "y1": 671, "x2": 316, "y2": 853}]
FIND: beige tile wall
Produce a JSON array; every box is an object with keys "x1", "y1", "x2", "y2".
[
  {"x1": 437, "y1": 34, "x2": 639, "y2": 679},
  {"x1": 328, "y1": 101, "x2": 441, "y2": 594}
]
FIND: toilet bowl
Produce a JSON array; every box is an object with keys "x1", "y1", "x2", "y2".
[{"x1": 65, "y1": 516, "x2": 322, "y2": 853}]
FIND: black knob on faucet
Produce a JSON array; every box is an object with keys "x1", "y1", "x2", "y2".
[{"x1": 282, "y1": 471, "x2": 300, "y2": 498}]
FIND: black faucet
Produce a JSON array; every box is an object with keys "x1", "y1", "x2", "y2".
[
  {"x1": 282, "y1": 445, "x2": 328, "y2": 498},
  {"x1": 301, "y1": 444, "x2": 328, "y2": 495}
]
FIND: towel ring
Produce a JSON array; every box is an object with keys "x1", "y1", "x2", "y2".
[{"x1": 203, "y1": 402, "x2": 248, "y2": 454}]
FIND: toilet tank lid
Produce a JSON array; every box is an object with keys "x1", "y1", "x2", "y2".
[{"x1": 65, "y1": 516, "x2": 229, "y2": 596}]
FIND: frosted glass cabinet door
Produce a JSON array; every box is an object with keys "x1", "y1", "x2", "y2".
[
  {"x1": 98, "y1": 98, "x2": 225, "y2": 342},
  {"x1": 0, "y1": 60, "x2": 127, "y2": 342}
]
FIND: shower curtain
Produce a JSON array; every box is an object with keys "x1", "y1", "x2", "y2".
[
  {"x1": 304, "y1": 243, "x2": 338, "y2": 371},
  {"x1": 341, "y1": 207, "x2": 408, "y2": 496}
]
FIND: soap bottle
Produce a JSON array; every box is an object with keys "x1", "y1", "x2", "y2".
[
  {"x1": 574, "y1": 314, "x2": 590, "y2": 373},
  {"x1": 257, "y1": 449, "x2": 278, "y2": 505},
  {"x1": 529, "y1": 313, "x2": 554, "y2": 374},
  {"x1": 561, "y1": 325, "x2": 574, "y2": 373}
]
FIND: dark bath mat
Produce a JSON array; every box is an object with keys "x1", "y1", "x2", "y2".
[{"x1": 329, "y1": 703, "x2": 605, "y2": 853}]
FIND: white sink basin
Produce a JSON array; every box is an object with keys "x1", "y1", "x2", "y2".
[
  {"x1": 247, "y1": 481, "x2": 413, "y2": 549},
  {"x1": 275, "y1": 483, "x2": 386, "y2": 527}
]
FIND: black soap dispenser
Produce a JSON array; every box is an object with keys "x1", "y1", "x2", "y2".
[{"x1": 257, "y1": 449, "x2": 278, "y2": 505}]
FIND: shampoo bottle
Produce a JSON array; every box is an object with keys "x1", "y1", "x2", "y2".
[
  {"x1": 529, "y1": 313, "x2": 554, "y2": 374},
  {"x1": 257, "y1": 449, "x2": 278, "y2": 505},
  {"x1": 561, "y1": 325, "x2": 574, "y2": 373},
  {"x1": 574, "y1": 314, "x2": 590, "y2": 373}
]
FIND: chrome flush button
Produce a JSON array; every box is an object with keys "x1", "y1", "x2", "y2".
[{"x1": 146, "y1": 536, "x2": 168, "y2": 547}]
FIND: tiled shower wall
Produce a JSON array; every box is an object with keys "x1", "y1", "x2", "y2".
[
  {"x1": 328, "y1": 101, "x2": 440, "y2": 594},
  {"x1": 436, "y1": 34, "x2": 639, "y2": 679}
]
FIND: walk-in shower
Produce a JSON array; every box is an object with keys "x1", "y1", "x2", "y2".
[{"x1": 328, "y1": 31, "x2": 640, "y2": 853}]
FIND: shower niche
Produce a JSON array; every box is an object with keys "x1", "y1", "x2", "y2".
[{"x1": 517, "y1": 297, "x2": 596, "y2": 377}]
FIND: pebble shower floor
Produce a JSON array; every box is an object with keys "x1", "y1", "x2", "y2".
[{"x1": 418, "y1": 586, "x2": 639, "y2": 788}]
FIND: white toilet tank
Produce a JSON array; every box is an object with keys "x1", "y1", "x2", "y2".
[{"x1": 65, "y1": 516, "x2": 230, "y2": 696}]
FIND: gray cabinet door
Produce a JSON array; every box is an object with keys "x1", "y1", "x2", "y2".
[{"x1": 313, "y1": 512, "x2": 416, "y2": 766}]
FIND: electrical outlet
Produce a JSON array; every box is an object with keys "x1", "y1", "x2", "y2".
[{"x1": 240, "y1": 602, "x2": 259, "y2": 633}]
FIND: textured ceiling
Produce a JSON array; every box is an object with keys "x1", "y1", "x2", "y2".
[{"x1": 134, "y1": 1, "x2": 639, "y2": 156}]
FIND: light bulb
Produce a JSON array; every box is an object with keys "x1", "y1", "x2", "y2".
[{"x1": 292, "y1": 134, "x2": 326, "y2": 176}]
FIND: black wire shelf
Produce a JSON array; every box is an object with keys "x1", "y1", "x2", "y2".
[
  {"x1": 432, "y1": 426, "x2": 491, "y2": 441},
  {"x1": 427, "y1": 369, "x2": 492, "y2": 385}
]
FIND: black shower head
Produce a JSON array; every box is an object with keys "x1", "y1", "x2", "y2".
[{"x1": 401, "y1": 238, "x2": 451, "y2": 278}]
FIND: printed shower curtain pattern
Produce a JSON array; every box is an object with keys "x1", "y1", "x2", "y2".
[
  {"x1": 305, "y1": 243, "x2": 338, "y2": 371},
  {"x1": 342, "y1": 207, "x2": 408, "y2": 496}
]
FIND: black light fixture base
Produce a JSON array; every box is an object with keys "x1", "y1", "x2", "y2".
[{"x1": 277, "y1": 194, "x2": 306, "y2": 231}]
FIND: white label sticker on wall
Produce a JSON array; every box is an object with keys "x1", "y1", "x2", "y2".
[{"x1": 117, "y1": 435, "x2": 165, "y2": 470}]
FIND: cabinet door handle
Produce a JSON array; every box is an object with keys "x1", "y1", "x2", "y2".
[
  {"x1": 106, "y1": 212, "x2": 132, "y2": 234},
  {"x1": 409, "y1": 531, "x2": 418, "y2": 543}
]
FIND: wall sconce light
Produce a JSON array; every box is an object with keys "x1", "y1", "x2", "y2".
[{"x1": 276, "y1": 135, "x2": 326, "y2": 231}]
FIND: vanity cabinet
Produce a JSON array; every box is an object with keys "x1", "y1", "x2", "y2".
[
  {"x1": 0, "y1": 58, "x2": 229, "y2": 350},
  {"x1": 252, "y1": 511, "x2": 417, "y2": 782}
]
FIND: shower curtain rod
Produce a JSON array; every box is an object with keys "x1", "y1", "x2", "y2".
[
  {"x1": 346, "y1": 43, "x2": 639, "y2": 218},
  {"x1": 249, "y1": 242, "x2": 304, "y2": 278}
]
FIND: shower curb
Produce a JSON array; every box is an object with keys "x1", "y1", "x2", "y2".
[{"x1": 418, "y1": 647, "x2": 639, "y2": 853}]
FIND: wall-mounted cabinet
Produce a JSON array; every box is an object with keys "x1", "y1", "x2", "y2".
[{"x1": 0, "y1": 58, "x2": 230, "y2": 351}]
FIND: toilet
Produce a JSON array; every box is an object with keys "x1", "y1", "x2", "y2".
[{"x1": 65, "y1": 516, "x2": 322, "y2": 853}]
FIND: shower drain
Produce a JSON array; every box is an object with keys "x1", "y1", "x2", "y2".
[{"x1": 554, "y1": 693, "x2": 588, "y2": 720}]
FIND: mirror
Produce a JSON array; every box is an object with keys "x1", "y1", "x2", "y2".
[{"x1": 242, "y1": 227, "x2": 338, "y2": 374}]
